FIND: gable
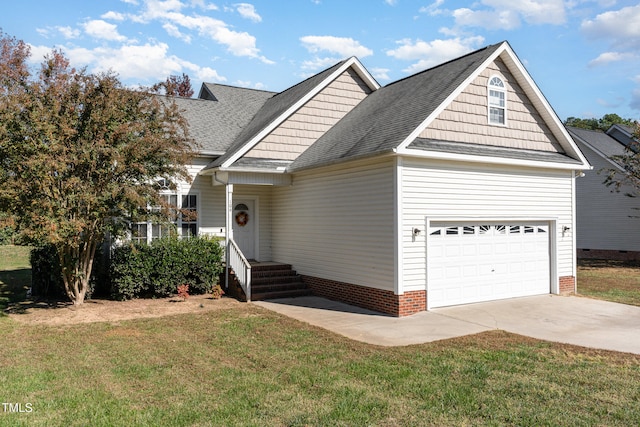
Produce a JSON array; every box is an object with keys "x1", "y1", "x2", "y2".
[
  {"x1": 419, "y1": 58, "x2": 564, "y2": 153},
  {"x1": 245, "y1": 68, "x2": 373, "y2": 161}
]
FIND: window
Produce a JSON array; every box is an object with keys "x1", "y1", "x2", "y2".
[
  {"x1": 488, "y1": 76, "x2": 506, "y2": 125},
  {"x1": 132, "y1": 192, "x2": 198, "y2": 244},
  {"x1": 181, "y1": 195, "x2": 197, "y2": 238}
]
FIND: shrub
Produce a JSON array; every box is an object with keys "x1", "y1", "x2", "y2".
[
  {"x1": 30, "y1": 245, "x2": 66, "y2": 299},
  {"x1": 110, "y1": 235, "x2": 223, "y2": 300}
]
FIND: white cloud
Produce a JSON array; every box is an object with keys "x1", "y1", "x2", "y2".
[
  {"x1": 386, "y1": 37, "x2": 485, "y2": 73},
  {"x1": 588, "y1": 51, "x2": 636, "y2": 67},
  {"x1": 191, "y1": 66, "x2": 226, "y2": 83},
  {"x1": 371, "y1": 67, "x2": 390, "y2": 81},
  {"x1": 301, "y1": 56, "x2": 341, "y2": 71},
  {"x1": 53, "y1": 42, "x2": 226, "y2": 84},
  {"x1": 57, "y1": 26, "x2": 81, "y2": 39},
  {"x1": 26, "y1": 44, "x2": 55, "y2": 63},
  {"x1": 235, "y1": 3, "x2": 262, "y2": 22},
  {"x1": 419, "y1": 0, "x2": 445, "y2": 16},
  {"x1": 131, "y1": 1, "x2": 272, "y2": 63},
  {"x1": 83, "y1": 20, "x2": 128, "y2": 42},
  {"x1": 385, "y1": 0, "x2": 397, "y2": 5},
  {"x1": 163, "y1": 23, "x2": 192, "y2": 43},
  {"x1": 581, "y1": 4, "x2": 640, "y2": 50},
  {"x1": 453, "y1": 8, "x2": 521, "y2": 30},
  {"x1": 446, "y1": 0, "x2": 566, "y2": 32},
  {"x1": 300, "y1": 35, "x2": 373, "y2": 58},
  {"x1": 101, "y1": 11, "x2": 126, "y2": 21}
]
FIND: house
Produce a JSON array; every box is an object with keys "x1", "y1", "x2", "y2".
[
  {"x1": 568, "y1": 125, "x2": 640, "y2": 260},
  {"x1": 146, "y1": 41, "x2": 590, "y2": 316}
]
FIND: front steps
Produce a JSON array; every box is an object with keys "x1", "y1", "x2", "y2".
[{"x1": 224, "y1": 262, "x2": 311, "y2": 301}]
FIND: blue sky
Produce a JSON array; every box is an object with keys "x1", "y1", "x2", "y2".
[{"x1": 2, "y1": 0, "x2": 639, "y2": 121}]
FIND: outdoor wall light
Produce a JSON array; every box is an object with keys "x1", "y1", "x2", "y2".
[{"x1": 413, "y1": 228, "x2": 422, "y2": 237}]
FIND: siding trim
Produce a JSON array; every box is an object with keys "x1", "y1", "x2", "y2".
[
  {"x1": 399, "y1": 147, "x2": 590, "y2": 171},
  {"x1": 394, "y1": 156, "x2": 403, "y2": 295}
]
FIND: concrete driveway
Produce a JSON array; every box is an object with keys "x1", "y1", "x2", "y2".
[{"x1": 254, "y1": 294, "x2": 640, "y2": 354}]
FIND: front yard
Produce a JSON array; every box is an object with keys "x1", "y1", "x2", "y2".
[
  {"x1": 577, "y1": 259, "x2": 640, "y2": 306},
  {"x1": 1, "y1": 246, "x2": 639, "y2": 426}
]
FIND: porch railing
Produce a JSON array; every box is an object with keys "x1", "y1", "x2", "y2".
[{"x1": 228, "y1": 238, "x2": 252, "y2": 301}]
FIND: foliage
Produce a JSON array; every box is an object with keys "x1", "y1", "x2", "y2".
[
  {"x1": 151, "y1": 73, "x2": 194, "y2": 97},
  {"x1": 0, "y1": 31, "x2": 196, "y2": 305},
  {"x1": 110, "y1": 236, "x2": 223, "y2": 300},
  {"x1": 177, "y1": 284, "x2": 190, "y2": 300},
  {"x1": 603, "y1": 122, "x2": 640, "y2": 196},
  {"x1": 564, "y1": 113, "x2": 637, "y2": 132},
  {"x1": 211, "y1": 284, "x2": 225, "y2": 299},
  {"x1": 29, "y1": 245, "x2": 65, "y2": 298}
]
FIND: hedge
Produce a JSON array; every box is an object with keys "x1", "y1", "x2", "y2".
[{"x1": 110, "y1": 235, "x2": 224, "y2": 300}]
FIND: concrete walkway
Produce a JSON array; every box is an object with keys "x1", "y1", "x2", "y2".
[{"x1": 254, "y1": 294, "x2": 640, "y2": 354}]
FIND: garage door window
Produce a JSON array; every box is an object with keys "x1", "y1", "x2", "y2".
[{"x1": 428, "y1": 221, "x2": 551, "y2": 308}]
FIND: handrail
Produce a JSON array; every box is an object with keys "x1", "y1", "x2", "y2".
[{"x1": 228, "y1": 238, "x2": 252, "y2": 301}]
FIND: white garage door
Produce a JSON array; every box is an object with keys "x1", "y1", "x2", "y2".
[{"x1": 428, "y1": 221, "x2": 550, "y2": 308}]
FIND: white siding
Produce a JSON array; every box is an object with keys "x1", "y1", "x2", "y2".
[
  {"x1": 180, "y1": 158, "x2": 274, "y2": 261},
  {"x1": 181, "y1": 157, "x2": 225, "y2": 237},
  {"x1": 420, "y1": 58, "x2": 564, "y2": 153},
  {"x1": 400, "y1": 158, "x2": 575, "y2": 292},
  {"x1": 576, "y1": 142, "x2": 640, "y2": 251},
  {"x1": 272, "y1": 158, "x2": 395, "y2": 291},
  {"x1": 233, "y1": 185, "x2": 273, "y2": 262}
]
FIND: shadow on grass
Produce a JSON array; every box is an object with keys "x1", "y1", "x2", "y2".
[{"x1": 0, "y1": 268, "x2": 72, "y2": 316}]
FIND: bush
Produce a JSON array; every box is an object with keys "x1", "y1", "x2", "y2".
[
  {"x1": 30, "y1": 245, "x2": 65, "y2": 299},
  {"x1": 110, "y1": 236, "x2": 224, "y2": 300}
]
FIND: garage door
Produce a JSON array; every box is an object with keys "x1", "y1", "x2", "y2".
[{"x1": 428, "y1": 221, "x2": 550, "y2": 308}]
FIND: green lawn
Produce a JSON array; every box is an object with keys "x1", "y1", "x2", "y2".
[
  {"x1": 0, "y1": 245, "x2": 32, "y2": 313},
  {"x1": 0, "y1": 246, "x2": 639, "y2": 426},
  {"x1": 577, "y1": 259, "x2": 640, "y2": 306}
]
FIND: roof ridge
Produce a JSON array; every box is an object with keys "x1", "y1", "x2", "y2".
[
  {"x1": 269, "y1": 58, "x2": 349, "y2": 99},
  {"x1": 202, "y1": 82, "x2": 277, "y2": 95},
  {"x1": 384, "y1": 42, "x2": 504, "y2": 88}
]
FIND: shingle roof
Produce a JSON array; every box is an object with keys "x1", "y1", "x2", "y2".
[
  {"x1": 289, "y1": 43, "x2": 504, "y2": 171},
  {"x1": 567, "y1": 127, "x2": 626, "y2": 159},
  {"x1": 173, "y1": 85, "x2": 274, "y2": 154},
  {"x1": 205, "y1": 59, "x2": 350, "y2": 169},
  {"x1": 411, "y1": 138, "x2": 584, "y2": 165}
]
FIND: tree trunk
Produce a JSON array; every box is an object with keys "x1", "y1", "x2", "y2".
[{"x1": 58, "y1": 237, "x2": 98, "y2": 305}]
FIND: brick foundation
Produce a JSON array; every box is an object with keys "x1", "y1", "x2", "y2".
[
  {"x1": 301, "y1": 275, "x2": 426, "y2": 317},
  {"x1": 578, "y1": 248, "x2": 640, "y2": 261},
  {"x1": 559, "y1": 276, "x2": 575, "y2": 295}
]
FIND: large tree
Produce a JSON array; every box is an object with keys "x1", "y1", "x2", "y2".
[
  {"x1": 0, "y1": 32, "x2": 195, "y2": 305},
  {"x1": 564, "y1": 113, "x2": 637, "y2": 132}
]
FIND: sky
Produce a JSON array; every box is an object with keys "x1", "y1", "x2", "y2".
[{"x1": 1, "y1": 0, "x2": 640, "y2": 122}]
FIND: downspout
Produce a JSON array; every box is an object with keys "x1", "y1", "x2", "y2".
[{"x1": 214, "y1": 172, "x2": 232, "y2": 291}]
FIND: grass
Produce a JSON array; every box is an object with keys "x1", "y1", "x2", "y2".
[
  {"x1": 0, "y1": 246, "x2": 639, "y2": 426},
  {"x1": 0, "y1": 245, "x2": 32, "y2": 313},
  {"x1": 577, "y1": 259, "x2": 640, "y2": 306},
  {"x1": 1, "y1": 307, "x2": 640, "y2": 426}
]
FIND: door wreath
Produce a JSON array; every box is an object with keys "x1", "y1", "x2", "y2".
[{"x1": 235, "y1": 211, "x2": 249, "y2": 227}]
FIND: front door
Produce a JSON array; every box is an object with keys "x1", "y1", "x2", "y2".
[{"x1": 232, "y1": 200, "x2": 255, "y2": 260}]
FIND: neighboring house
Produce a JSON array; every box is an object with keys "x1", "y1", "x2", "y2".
[
  {"x1": 568, "y1": 125, "x2": 640, "y2": 260},
  {"x1": 154, "y1": 41, "x2": 590, "y2": 316}
]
